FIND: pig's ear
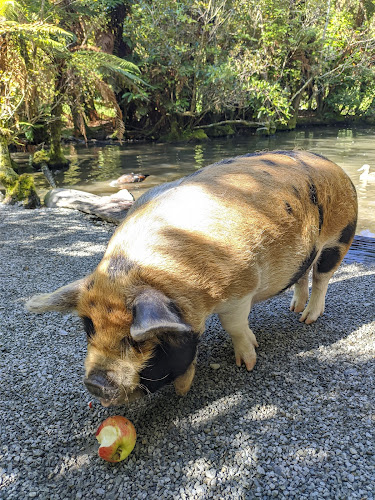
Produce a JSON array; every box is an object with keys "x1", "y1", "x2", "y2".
[
  {"x1": 130, "y1": 289, "x2": 192, "y2": 342},
  {"x1": 25, "y1": 278, "x2": 87, "y2": 313}
]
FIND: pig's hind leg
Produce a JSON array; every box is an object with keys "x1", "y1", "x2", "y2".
[
  {"x1": 290, "y1": 270, "x2": 310, "y2": 313},
  {"x1": 299, "y1": 244, "x2": 348, "y2": 324},
  {"x1": 218, "y1": 294, "x2": 258, "y2": 371}
]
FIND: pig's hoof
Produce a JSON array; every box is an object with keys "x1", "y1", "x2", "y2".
[
  {"x1": 235, "y1": 352, "x2": 257, "y2": 371},
  {"x1": 299, "y1": 304, "x2": 324, "y2": 324},
  {"x1": 233, "y1": 333, "x2": 258, "y2": 371},
  {"x1": 174, "y1": 360, "x2": 196, "y2": 396},
  {"x1": 290, "y1": 290, "x2": 309, "y2": 313}
]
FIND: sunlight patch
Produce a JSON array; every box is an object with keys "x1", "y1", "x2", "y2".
[{"x1": 50, "y1": 242, "x2": 106, "y2": 257}]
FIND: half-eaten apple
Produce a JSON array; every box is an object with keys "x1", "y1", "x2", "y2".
[{"x1": 96, "y1": 416, "x2": 137, "y2": 462}]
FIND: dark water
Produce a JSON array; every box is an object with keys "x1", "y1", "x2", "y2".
[{"x1": 13, "y1": 126, "x2": 375, "y2": 235}]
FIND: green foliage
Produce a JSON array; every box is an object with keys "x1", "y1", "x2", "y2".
[
  {"x1": 3, "y1": 0, "x2": 375, "y2": 146},
  {"x1": 0, "y1": 0, "x2": 144, "y2": 146},
  {"x1": 122, "y1": 0, "x2": 375, "y2": 135}
]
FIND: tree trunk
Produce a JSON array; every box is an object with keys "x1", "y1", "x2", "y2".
[
  {"x1": 49, "y1": 99, "x2": 69, "y2": 168},
  {"x1": 96, "y1": 2, "x2": 132, "y2": 57},
  {"x1": 0, "y1": 133, "x2": 40, "y2": 208},
  {"x1": 287, "y1": 92, "x2": 302, "y2": 130},
  {"x1": 71, "y1": 95, "x2": 88, "y2": 142}
]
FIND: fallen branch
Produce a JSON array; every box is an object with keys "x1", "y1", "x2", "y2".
[
  {"x1": 194, "y1": 120, "x2": 263, "y2": 129},
  {"x1": 44, "y1": 188, "x2": 134, "y2": 224}
]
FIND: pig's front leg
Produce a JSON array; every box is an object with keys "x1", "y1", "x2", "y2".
[
  {"x1": 173, "y1": 357, "x2": 197, "y2": 396},
  {"x1": 218, "y1": 295, "x2": 258, "y2": 371}
]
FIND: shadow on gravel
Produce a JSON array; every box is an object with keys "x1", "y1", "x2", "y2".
[
  {"x1": 2, "y1": 206, "x2": 374, "y2": 498},
  {"x1": 35, "y1": 266, "x2": 374, "y2": 498}
]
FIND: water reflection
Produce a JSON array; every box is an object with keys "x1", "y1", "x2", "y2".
[
  {"x1": 194, "y1": 144, "x2": 205, "y2": 169},
  {"x1": 94, "y1": 146, "x2": 122, "y2": 180},
  {"x1": 11, "y1": 125, "x2": 375, "y2": 234}
]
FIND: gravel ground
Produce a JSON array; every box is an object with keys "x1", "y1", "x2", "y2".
[{"x1": 0, "y1": 205, "x2": 374, "y2": 500}]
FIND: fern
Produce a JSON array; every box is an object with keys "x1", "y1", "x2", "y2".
[
  {"x1": 70, "y1": 49, "x2": 149, "y2": 101},
  {"x1": 0, "y1": 21, "x2": 73, "y2": 41},
  {"x1": 0, "y1": 0, "x2": 22, "y2": 21}
]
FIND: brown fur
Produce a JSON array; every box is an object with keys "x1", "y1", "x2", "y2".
[{"x1": 26, "y1": 151, "x2": 357, "y2": 406}]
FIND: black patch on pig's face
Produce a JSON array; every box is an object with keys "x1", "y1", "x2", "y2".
[
  {"x1": 82, "y1": 316, "x2": 95, "y2": 339},
  {"x1": 108, "y1": 255, "x2": 135, "y2": 279},
  {"x1": 139, "y1": 333, "x2": 199, "y2": 393},
  {"x1": 339, "y1": 220, "x2": 357, "y2": 244}
]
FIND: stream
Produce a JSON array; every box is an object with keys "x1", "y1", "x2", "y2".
[{"x1": 13, "y1": 125, "x2": 375, "y2": 235}]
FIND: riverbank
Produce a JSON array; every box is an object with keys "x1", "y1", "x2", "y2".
[
  {"x1": 1, "y1": 205, "x2": 374, "y2": 500},
  {"x1": 9, "y1": 116, "x2": 375, "y2": 155}
]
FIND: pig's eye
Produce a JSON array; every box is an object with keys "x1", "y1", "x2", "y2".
[
  {"x1": 122, "y1": 336, "x2": 144, "y2": 352},
  {"x1": 82, "y1": 317, "x2": 95, "y2": 339}
]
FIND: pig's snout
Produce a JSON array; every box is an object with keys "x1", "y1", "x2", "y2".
[{"x1": 84, "y1": 371, "x2": 118, "y2": 401}]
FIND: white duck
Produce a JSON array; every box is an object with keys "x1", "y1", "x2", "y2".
[{"x1": 358, "y1": 164, "x2": 375, "y2": 182}]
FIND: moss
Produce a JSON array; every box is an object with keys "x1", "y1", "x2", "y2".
[
  {"x1": 1, "y1": 134, "x2": 40, "y2": 207},
  {"x1": 161, "y1": 127, "x2": 209, "y2": 142},
  {"x1": 32, "y1": 149, "x2": 51, "y2": 166},
  {"x1": 48, "y1": 102, "x2": 70, "y2": 168},
  {"x1": 0, "y1": 137, "x2": 18, "y2": 185},
  {"x1": 182, "y1": 129, "x2": 208, "y2": 141},
  {"x1": 32, "y1": 148, "x2": 70, "y2": 169},
  {"x1": 0, "y1": 164, "x2": 19, "y2": 188},
  {"x1": 7, "y1": 173, "x2": 40, "y2": 208},
  {"x1": 205, "y1": 125, "x2": 235, "y2": 137}
]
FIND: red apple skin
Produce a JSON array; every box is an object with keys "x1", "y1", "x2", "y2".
[{"x1": 96, "y1": 416, "x2": 137, "y2": 462}]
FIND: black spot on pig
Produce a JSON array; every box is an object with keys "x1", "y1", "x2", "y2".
[
  {"x1": 82, "y1": 316, "x2": 95, "y2": 339},
  {"x1": 108, "y1": 255, "x2": 135, "y2": 279},
  {"x1": 86, "y1": 279, "x2": 95, "y2": 290},
  {"x1": 285, "y1": 201, "x2": 293, "y2": 215},
  {"x1": 339, "y1": 220, "x2": 356, "y2": 244},
  {"x1": 309, "y1": 182, "x2": 318, "y2": 205},
  {"x1": 261, "y1": 160, "x2": 278, "y2": 167},
  {"x1": 280, "y1": 247, "x2": 318, "y2": 293},
  {"x1": 318, "y1": 205, "x2": 324, "y2": 231},
  {"x1": 317, "y1": 247, "x2": 341, "y2": 273}
]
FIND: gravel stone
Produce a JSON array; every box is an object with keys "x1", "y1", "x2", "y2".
[{"x1": 1, "y1": 205, "x2": 375, "y2": 500}]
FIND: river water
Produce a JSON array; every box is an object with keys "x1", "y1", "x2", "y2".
[{"x1": 15, "y1": 126, "x2": 375, "y2": 235}]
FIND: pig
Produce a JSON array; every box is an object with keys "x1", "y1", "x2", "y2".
[{"x1": 26, "y1": 150, "x2": 358, "y2": 406}]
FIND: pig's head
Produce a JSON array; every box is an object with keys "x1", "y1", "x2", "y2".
[{"x1": 26, "y1": 275, "x2": 199, "y2": 406}]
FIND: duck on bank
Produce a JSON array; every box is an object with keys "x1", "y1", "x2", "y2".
[{"x1": 109, "y1": 173, "x2": 149, "y2": 187}]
